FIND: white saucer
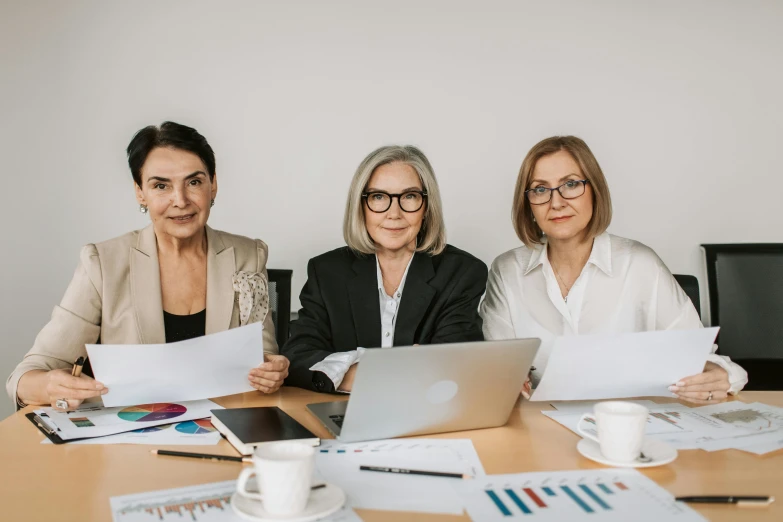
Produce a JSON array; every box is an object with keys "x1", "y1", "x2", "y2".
[
  {"x1": 230, "y1": 483, "x2": 345, "y2": 522},
  {"x1": 577, "y1": 438, "x2": 678, "y2": 468}
]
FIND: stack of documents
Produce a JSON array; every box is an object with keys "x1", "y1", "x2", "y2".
[
  {"x1": 33, "y1": 399, "x2": 219, "y2": 442},
  {"x1": 41, "y1": 417, "x2": 222, "y2": 446},
  {"x1": 544, "y1": 401, "x2": 783, "y2": 454},
  {"x1": 108, "y1": 438, "x2": 485, "y2": 520}
]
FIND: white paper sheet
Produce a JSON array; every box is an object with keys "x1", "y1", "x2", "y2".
[
  {"x1": 110, "y1": 480, "x2": 362, "y2": 522},
  {"x1": 42, "y1": 418, "x2": 221, "y2": 445},
  {"x1": 530, "y1": 328, "x2": 719, "y2": 402},
  {"x1": 452, "y1": 469, "x2": 706, "y2": 521},
  {"x1": 87, "y1": 322, "x2": 264, "y2": 407},
  {"x1": 739, "y1": 434, "x2": 783, "y2": 455},
  {"x1": 35, "y1": 399, "x2": 218, "y2": 441},
  {"x1": 314, "y1": 438, "x2": 485, "y2": 514}
]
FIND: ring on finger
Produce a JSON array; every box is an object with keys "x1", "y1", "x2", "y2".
[
  {"x1": 55, "y1": 398, "x2": 69, "y2": 410},
  {"x1": 707, "y1": 391, "x2": 713, "y2": 401}
]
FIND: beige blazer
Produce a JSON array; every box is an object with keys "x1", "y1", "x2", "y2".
[{"x1": 7, "y1": 225, "x2": 278, "y2": 406}]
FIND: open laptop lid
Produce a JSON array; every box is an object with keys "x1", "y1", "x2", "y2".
[{"x1": 337, "y1": 338, "x2": 540, "y2": 442}]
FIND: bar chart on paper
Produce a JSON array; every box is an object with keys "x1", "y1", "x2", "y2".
[
  {"x1": 110, "y1": 480, "x2": 362, "y2": 522},
  {"x1": 453, "y1": 470, "x2": 706, "y2": 521},
  {"x1": 110, "y1": 481, "x2": 239, "y2": 521}
]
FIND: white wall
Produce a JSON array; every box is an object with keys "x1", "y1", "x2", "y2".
[{"x1": 1, "y1": 0, "x2": 781, "y2": 419}]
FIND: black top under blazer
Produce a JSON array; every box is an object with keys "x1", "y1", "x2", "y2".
[{"x1": 282, "y1": 245, "x2": 488, "y2": 393}]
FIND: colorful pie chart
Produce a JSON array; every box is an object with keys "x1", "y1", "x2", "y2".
[
  {"x1": 118, "y1": 403, "x2": 187, "y2": 422},
  {"x1": 175, "y1": 419, "x2": 217, "y2": 435}
]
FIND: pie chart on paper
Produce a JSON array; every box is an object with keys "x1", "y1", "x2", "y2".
[
  {"x1": 117, "y1": 403, "x2": 187, "y2": 422},
  {"x1": 175, "y1": 419, "x2": 217, "y2": 434}
]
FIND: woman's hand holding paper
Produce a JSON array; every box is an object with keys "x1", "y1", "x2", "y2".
[
  {"x1": 248, "y1": 354, "x2": 290, "y2": 394},
  {"x1": 669, "y1": 362, "x2": 731, "y2": 404},
  {"x1": 47, "y1": 369, "x2": 108, "y2": 410}
]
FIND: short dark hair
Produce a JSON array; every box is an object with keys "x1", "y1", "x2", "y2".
[{"x1": 126, "y1": 121, "x2": 216, "y2": 186}]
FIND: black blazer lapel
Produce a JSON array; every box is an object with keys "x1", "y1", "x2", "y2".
[
  {"x1": 347, "y1": 254, "x2": 382, "y2": 348},
  {"x1": 394, "y1": 254, "x2": 436, "y2": 346}
]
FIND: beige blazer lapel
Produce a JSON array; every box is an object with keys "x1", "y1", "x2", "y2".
[
  {"x1": 130, "y1": 225, "x2": 166, "y2": 344},
  {"x1": 205, "y1": 226, "x2": 236, "y2": 335}
]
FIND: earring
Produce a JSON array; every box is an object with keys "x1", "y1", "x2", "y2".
[
  {"x1": 139, "y1": 204, "x2": 148, "y2": 214},
  {"x1": 210, "y1": 199, "x2": 215, "y2": 207}
]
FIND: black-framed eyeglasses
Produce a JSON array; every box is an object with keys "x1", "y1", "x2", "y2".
[
  {"x1": 525, "y1": 180, "x2": 589, "y2": 205},
  {"x1": 362, "y1": 190, "x2": 428, "y2": 213}
]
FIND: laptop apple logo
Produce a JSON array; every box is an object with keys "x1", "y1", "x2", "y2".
[{"x1": 426, "y1": 380, "x2": 458, "y2": 404}]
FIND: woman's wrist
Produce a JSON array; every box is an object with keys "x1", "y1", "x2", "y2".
[{"x1": 16, "y1": 370, "x2": 50, "y2": 407}]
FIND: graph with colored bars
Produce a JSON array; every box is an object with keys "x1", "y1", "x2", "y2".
[
  {"x1": 486, "y1": 479, "x2": 627, "y2": 515},
  {"x1": 455, "y1": 470, "x2": 706, "y2": 522},
  {"x1": 110, "y1": 480, "x2": 238, "y2": 522},
  {"x1": 650, "y1": 410, "x2": 683, "y2": 428}
]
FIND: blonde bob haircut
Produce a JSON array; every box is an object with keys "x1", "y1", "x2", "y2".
[
  {"x1": 343, "y1": 145, "x2": 447, "y2": 256},
  {"x1": 512, "y1": 136, "x2": 613, "y2": 246}
]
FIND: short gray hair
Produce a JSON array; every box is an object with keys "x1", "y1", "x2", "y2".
[{"x1": 343, "y1": 145, "x2": 447, "y2": 255}]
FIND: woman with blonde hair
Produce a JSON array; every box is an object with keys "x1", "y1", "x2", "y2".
[
  {"x1": 282, "y1": 145, "x2": 487, "y2": 393},
  {"x1": 480, "y1": 136, "x2": 747, "y2": 402}
]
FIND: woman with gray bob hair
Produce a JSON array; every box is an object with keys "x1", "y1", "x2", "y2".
[
  {"x1": 282, "y1": 145, "x2": 488, "y2": 393},
  {"x1": 343, "y1": 146, "x2": 446, "y2": 255}
]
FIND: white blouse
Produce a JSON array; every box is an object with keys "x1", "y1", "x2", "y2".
[{"x1": 479, "y1": 233, "x2": 748, "y2": 393}]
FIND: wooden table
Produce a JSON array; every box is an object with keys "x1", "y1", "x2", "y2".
[{"x1": 1, "y1": 389, "x2": 781, "y2": 521}]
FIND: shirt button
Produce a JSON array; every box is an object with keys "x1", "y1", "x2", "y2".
[{"x1": 385, "y1": 332, "x2": 390, "y2": 337}]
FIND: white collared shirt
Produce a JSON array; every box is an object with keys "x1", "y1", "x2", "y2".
[
  {"x1": 377, "y1": 253, "x2": 413, "y2": 347},
  {"x1": 309, "y1": 253, "x2": 415, "y2": 390},
  {"x1": 479, "y1": 233, "x2": 748, "y2": 393}
]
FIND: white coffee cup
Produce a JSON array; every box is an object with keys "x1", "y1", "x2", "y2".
[
  {"x1": 577, "y1": 401, "x2": 648, "y2": 462},
  {"x1": 236, "y1": 442, "x2": 315, "y2": 516}
]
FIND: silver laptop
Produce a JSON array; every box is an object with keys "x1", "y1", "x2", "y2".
[{"x1": 306, "y1": 339, "x2": 540, "y2": 442}]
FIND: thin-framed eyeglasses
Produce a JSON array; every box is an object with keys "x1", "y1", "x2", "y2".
[
  {"x1": 362, "y1": 190, "x2": 428, "y2": 213},
  {"x1": 525, "y1": 179, "x2": 589, "y2": 205}
]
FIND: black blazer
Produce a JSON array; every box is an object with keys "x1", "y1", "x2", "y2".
[{"x1": 282, "y1": 245, "x2": 488, "y2": 392}]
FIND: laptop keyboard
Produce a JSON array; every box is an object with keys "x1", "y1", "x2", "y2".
[{"x1": 329, "y1": 414, "x2": 345, "y2": 428}]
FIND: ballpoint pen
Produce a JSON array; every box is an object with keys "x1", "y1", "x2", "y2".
[
  {"x1": 71, "y1": 356, "x2": 85, "y2": 377},
  {"x1": 675, "y1": 496, "x2": 774, "y2": 506},
  {"x1": 360, "y1": 465, "x2": 473, "y2": 479},
  {"x1": 55, "y1": 357, "x2": 86, "y2": 410}
]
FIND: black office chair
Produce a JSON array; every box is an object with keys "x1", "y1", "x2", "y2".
[
  {"x1": 673, "y1": 274, "x2": 701, "y2": 318},
  {"x1": 267, "y1": 269, "x2": 293, "y2": 347},
  {"x1": 701, "y1": 244, "x2": 783, "y2": 391}
]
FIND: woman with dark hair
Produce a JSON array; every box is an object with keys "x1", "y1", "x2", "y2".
[{"x1": 7, "y1": 122, "x2": 289, "y2": 410}]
